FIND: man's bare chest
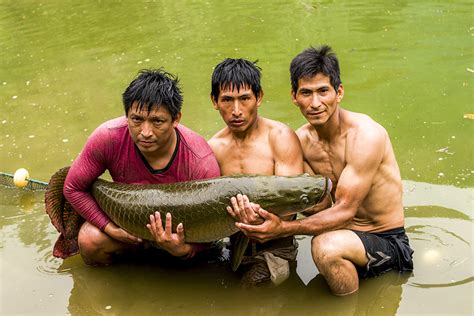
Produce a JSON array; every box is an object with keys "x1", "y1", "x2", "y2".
[
  {"x1": 304, "y1": 141, "x2": 345, "y2": 183},
  {"x1": 218, "y1": 143, "x2": 275, "y2": 175}
]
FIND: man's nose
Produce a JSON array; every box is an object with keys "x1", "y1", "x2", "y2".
[
  {"x1": 232, "y1": 100, "x2": 242, "y2": 116},
  {"x1": 310, "y1": 93, "x2": 322, "y2": 109},
  {"x1": 140, "y1": 121, "x2": 153, "y2": 137}
]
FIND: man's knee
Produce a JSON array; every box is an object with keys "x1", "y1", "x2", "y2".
[
  {"x1": 78, "y1": 223, "x2": 111, "y2": 264},
  {"x1": 311, "y1": 233, "x2": 340, "y2": 269},
  {"x1": 311, "y1": 230, "x2": 367, "y2": 271}
]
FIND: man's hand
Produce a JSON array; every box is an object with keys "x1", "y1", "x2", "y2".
[
  {"x1": 236, "y1": 206, "x2": 286, "y2": 243},
  {"x1": 227, "y1": 194, "x2": 285, "y2": 243},
  {"x1": 104, "y1": 222, "x2": 142, "y2": 245},
  {"x1": 227, "y1": 194, "x2": 265, "y2": 225},
  {"x1": 146, "y1": 211, "x2": 193, "y2": 258}
]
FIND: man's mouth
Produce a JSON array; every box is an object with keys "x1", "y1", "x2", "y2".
[
  {"x1": 230, "y1": 119, "x2": 245, "y2": 127},
  {"x1": 307, "y1": 110, "x2": 324, "y2": 116},
  {"x1": 139, "y1": 140, "x2": 155, "y2": 147}
]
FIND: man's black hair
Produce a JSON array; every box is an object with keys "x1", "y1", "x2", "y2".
[
  {"x1": 122, "y1": 69, "x2": 183, "y2": 120},
  {"x1": 290, "y1": 45, "x2": 341, "y2": 93},
  {"x1": 211, "y1": 58, "x2": 262, "y2": 101}
]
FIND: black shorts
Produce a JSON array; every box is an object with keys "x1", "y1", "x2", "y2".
[{"x1": 352, "y1": 227, "x2": 414, "y2": 279}]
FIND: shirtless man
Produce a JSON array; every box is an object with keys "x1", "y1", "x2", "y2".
[
  {"x1": 232, "y1": 46, "x2": 413, "y2": 295},
  {"x1": 208, "y1": 58, "x2": 304, "y2": 285}
]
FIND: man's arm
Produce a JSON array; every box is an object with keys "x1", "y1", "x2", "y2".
[
  {"x1": 237, "y1": 124, "x2": 386, "y2": 241},
  {"x1": 63, "y1": 126, "x2": 112, "y2": 230},
  {"x1": 63, "y1": 126, "x2": 141, "y2": 244},
  {"x1": 270, "y1": 126, "x2": 304, "y2": 176}
]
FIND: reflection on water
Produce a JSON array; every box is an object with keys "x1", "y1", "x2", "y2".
[{"x1": 62, "y1": 261, "x2": 410, "y2": 316}]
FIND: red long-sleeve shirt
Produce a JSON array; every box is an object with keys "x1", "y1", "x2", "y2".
[{"x1": 63, "y1": 116, "x2": 220, "y2": 230}]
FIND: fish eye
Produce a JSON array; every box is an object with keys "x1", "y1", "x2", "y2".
[{"x1": 300, "y1": 194, "x2": 309, "y2": 204}]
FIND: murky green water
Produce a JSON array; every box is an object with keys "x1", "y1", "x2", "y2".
[{"x1": 1, "y1": 1, "x2": 472, "y2": 315}]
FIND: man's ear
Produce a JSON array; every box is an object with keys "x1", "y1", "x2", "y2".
[
  {"x1": 291, "y1": 90, "x2": 298, "y2": 105},
  {"x1": 256, "y1": 90, "x2": 264, "y2": 107},
  {"x1": 210, "y1": 94, "x2": 218, "y2": 110},
  {"x1": 336, "y1": 84, "x2": 344, "y2": 102},
  {"x1": 173, "y1": 112, "x2": 182, "y2": 127}
]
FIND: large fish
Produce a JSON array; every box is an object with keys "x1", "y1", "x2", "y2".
[{"x1": 45, "y1": 167, "x2": 331, "y2": 268}]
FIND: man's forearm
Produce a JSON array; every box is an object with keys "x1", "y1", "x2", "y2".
[{"x1": 282, "y1": 205, "x2": 354, "y2": 237}]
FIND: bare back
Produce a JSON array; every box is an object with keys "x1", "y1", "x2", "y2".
[
  {"x1": 209, "y1": 117, "x2": 303, "y2": 176},
  {"x1": 297, "y1": 109, "x2": 404, "y2": 232}
]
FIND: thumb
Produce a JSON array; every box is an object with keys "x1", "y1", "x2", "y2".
[{"x1": 257, "y1": 207, "x2": 272, "y2": 219}]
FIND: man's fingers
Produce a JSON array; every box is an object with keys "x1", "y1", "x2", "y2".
[
  {"x1": 165, "y1": 212, "x2": 173, "y2": 237},
  {"x1": 177, "y1": 223, "x2": 185, "y2": 240},
  {"x1": 230, "y1": 196, "x2": 240, "y2": 217},
  {"x1": 236, "y1": 222, "x2": 258, "y2": 232},
  {"x1": 155, "y1": 211, "x2": 164, "y2": 234},
  {"x1": 148, "y1": 214, "x2": 156, "y2": 234},
  {"x1": 127, "y1": 232, "x2": 142, "y2": 243},
  {"x1": 257, "y1": 208, "x2": 272, "y2": 219},
  {"x1": 226, "y1": 206, "x2": 236, "y2": 218},
  {"x1": 250, "y1": 202, "x2": 261, "y2": 210},
  {"x1": 237, "y1": 194, "x2": 245, "y2": 209}
]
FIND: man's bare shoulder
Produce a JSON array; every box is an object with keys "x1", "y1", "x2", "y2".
[
  {"x1": 295, "y1": 123, "x2": 316, "y2": 144},
  {"x1": 208, "y1": 127, "x2": 231, "y2": 151},
  {"x1": 344, "y1": 110, "x2": 387, "y2": 140},
  {"x1": 262, "y1": 117, "x2": 299, "y2": 143}
]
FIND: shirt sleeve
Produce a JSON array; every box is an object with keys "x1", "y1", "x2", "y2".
[
  {"x1": 191, "y1": 152, "x2": 221, "y2": 180},
  {"x1": 63, "y1": 126, "x2": 112, "y2": 230}
]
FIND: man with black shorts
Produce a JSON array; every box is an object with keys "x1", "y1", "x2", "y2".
[{"x1": 229, "y1": 46, "x2": 413, "y2": 295}]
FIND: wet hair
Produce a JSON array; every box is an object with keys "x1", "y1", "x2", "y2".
[
  {"x1": 211, "y1": 58, "x2": 262, "y2": 101},
  {"x1": 290, "y1": 45, "x2": 341, "y2": 93},
  {"x1": 122, "y1": 69, "x2": 183, "y2": 120}
]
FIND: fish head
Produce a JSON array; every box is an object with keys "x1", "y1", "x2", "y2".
[{"x1": 257, "y1": 174, "x2": 331, "y2": 215}]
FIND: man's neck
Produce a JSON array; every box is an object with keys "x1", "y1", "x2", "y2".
[
  {"x1": 230, "y1": 116, "x2": 260, "y2": 144},
  {"x1": 314, "y1": 107, "x2": 343, "y2": 141},
  {"x1": 142, "y1": 129, "x2": 178, "y2": 169}
]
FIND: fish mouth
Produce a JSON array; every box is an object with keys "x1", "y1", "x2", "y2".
[{"x1": 326, "y1": 178, "x2": 333, "y2": 193}]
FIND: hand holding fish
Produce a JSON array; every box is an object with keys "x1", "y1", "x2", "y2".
[
  {"x1": 104, "y1": 222, "x2": 142, "y2": 245},
  {"x1": 227, "y1": 194, "x2": 265, "y2": 225},
  {"x1": 235, "y1": 206, "x2": 287, "y2": 243},
  {"x1": 147, "y1": 211, "x2": 194, "y2": 258}
]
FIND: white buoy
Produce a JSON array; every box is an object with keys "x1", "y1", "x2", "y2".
[{"x1": 13, "y1": 168, "x2": 29, "y2": 188}]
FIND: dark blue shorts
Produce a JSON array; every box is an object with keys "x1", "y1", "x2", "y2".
[{"x1": 352, "y1": 227, "x2": 414, "y2": 279}]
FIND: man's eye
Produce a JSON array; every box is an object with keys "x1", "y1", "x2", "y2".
[{"x1": 131, "y1": 117, "x2": 142, "y2": 123}]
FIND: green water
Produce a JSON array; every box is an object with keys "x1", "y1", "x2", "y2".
[{"x1": 1, "y1": 1, "x2": 472, "y2": 315}]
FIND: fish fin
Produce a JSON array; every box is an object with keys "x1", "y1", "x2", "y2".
[
  {"x1": 231, "y1": 232, "x2": 249, "y2": 271},
  {"x1": 45, "y1": 166, "x2": 84, "y2": 258}
]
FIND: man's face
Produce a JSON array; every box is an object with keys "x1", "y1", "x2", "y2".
[
  {"x1": 292, "y1": 73, "x2": 343, "y2": 127},
  {"x1": 212, "y1": 85, "x2": 262, "y2": 133},
  {"x1": 127, "y1": 102, "x2": 181, "y2": 154}
]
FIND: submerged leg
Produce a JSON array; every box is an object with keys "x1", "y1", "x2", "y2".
[{"x1": 311, "y1": 230, "x2": 368, "y2": 295}]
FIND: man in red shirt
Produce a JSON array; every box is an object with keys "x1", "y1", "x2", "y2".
[{"x1": 64, "y1": 69, "x2": 220, "y2": 265}]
